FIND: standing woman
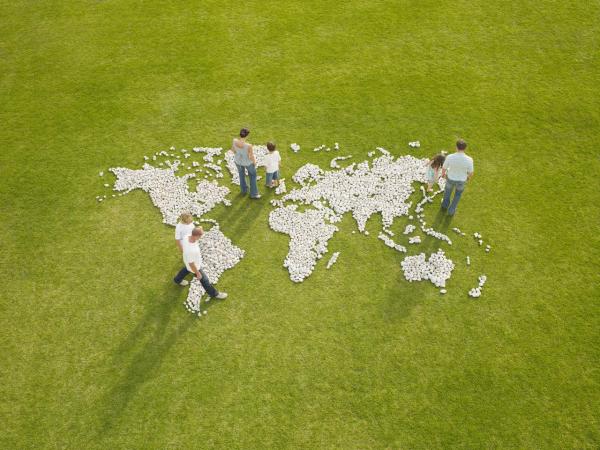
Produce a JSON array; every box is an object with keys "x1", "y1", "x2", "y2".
[{"x1": 232, "y1": 128, "x2": 260, "y2": 199}]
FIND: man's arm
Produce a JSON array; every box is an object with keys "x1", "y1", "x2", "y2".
[
  {"x1": 441, "y1": 168, "x2": 447, "y2": 179},
  {"x1": 176, "y1": 239, "x2": 183, "y2": 252},
  {"x1": 467, "y1": 172, "x2": 474, "y2": 182},
  {"x1": 188, "y1": 262, "x2": 201, "y2": 279}
]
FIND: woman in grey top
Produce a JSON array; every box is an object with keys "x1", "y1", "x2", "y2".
[{"x1": 232, "y1": 128, "x2": 260, "y2": 199}]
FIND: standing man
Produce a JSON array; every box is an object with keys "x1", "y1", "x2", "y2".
[
  {"x1": 173, "y1": 227, "x2": 228, "y2": 300},
  {"x1": 441, "y1": 139, "x2": 474, "y2": 216}
]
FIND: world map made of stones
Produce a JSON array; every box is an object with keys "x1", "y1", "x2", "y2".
[{"x1": 100, "y1": 144, "x2": 490, "y2": 315}]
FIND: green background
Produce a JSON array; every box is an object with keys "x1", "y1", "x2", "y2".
[{"x1": 1, "y1": 0, "x2": 599, "y2": 448}]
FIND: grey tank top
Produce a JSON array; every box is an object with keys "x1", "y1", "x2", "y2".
[{"x1": 233, "y1": 139, "x2": 252, "y2": 166}]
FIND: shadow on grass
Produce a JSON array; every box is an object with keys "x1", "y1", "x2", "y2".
[
  {"x1": 382, "y1": 205, "x2": 454, "y2": 321},
  {"x1": 212, "y1": 193, "x2": 268, "y2": 241},
  {"x1": 97, "y1": 283, "x2": 195, "y2": 436}
]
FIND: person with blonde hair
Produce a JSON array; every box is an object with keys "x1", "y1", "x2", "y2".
[{"x1": 175, "y1": 212, "x2": 194, "y2": 252}]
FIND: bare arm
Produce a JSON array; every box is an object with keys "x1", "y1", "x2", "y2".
[
  {"x1": 248, "y1": 145, "x2": 257, "y2": 165},
  {"x1": 176, "y1": 239, "x2": 183, "y2": 252},
  {"x1": 467, "y1": 172, "x2": 474, "y2": 182},
  {"x1": 441, "y1": 168, "x2": 447, "y2": 178},
  {"x1": 188, "y1": 262, "x2": 201, "y2": 278}
]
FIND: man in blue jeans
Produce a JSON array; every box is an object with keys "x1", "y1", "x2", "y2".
[
  {"x1": 441, "y1": 139, "x2": 474, "y2": 216},
  {"x1": 173, "y1": 227, "x2": 228, "y2": 300}
]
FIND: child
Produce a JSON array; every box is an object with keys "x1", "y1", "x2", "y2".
[
  {"x1": 263, "y1": 142, "x2": 282, "y2": 188},
  {"x1": 175, "y1": 212, "x2": 195, "y2": 253},
  {"x1": 425, "y1": 154, "x2": 446, "y2": 191}
]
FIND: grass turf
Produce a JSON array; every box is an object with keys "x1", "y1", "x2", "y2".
[{"x1": 1, "y1": 0, "x2": 599, "y2": 448}]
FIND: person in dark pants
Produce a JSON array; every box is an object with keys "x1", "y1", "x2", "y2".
[
  {"x1": 173, "y1": 227, "x2": 228, "y2": 300},
  {"x1": 441, "y1": 139, "x2": 474, "y2": 216}
]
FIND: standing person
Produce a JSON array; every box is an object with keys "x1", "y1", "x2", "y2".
[
  {"x1": 425, "y1": 154, "x2": 445, "y2": 192},
  {"x1": 175, "y1": 212, "x2": 195, "y2": 252},
  {"x1": 264, "y1": 142, "x2": 282, "y2": 188},
  {"x1": 441, "y1": 139, "x2": 474, "y2": 216},
  {"x1": 173, "y1": 227, "x2": 228, "y2": 299},
  {"x1": 232, "y1": 128, "x2": 260, "y2": 199}
]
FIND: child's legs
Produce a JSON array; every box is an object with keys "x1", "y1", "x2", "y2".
[
  {"x1": 265, "y1": 172, "x2": 274, "y2": 187},
  {"x1": 272, "y1": 170, "x2": 279, "y2": 186}
]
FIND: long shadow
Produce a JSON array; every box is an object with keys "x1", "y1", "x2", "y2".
[
  {"x1": 382, "y1": 197, "x2": 454, "y2": 321},
  {"x1": 97, "y1": 283, "x2": 195, "y2": 436},
  {"x1": 212, "y1": 194, "x2": 268, "y2": 242}
]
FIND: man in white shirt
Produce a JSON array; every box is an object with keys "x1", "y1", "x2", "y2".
[
  {"x1": 173, "y1": 227, "x2": 228, "y2": 299},
  {"x1": 441, "y1": 139, "x2": 474, "y2": 216}
]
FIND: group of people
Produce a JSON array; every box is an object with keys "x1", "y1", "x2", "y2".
[
  {"x1": 425, "y1": 139, "x2": 474, "y2": 216},
  {"x1": 172, "y1": 132, "x2": 475, "y2": 296}
]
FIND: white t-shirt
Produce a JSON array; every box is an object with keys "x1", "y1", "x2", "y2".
[
  {"x1": 181, "y1": 236, "x2": 204, "y2": 272},
  {"x1": 442, "y1": 152, "x2": 474, "y2": 182},
  {"x1": 175, "y1": 222, "x2": 195, "y2": 242},
  {"x1": 263, "y1": 151, "x2": 281, "y2": 173}
]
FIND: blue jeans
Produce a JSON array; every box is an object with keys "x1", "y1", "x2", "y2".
[
  {"x1": 265, "y1": 170, "x2": 279, "y2": 186},
  {"x1": 441, "y1": 178, "x2": 466, "y2": 215},
  {"x1": 173, "y1": 267, "x2": 218, "y2": 297},
  {"x1": 236, "y1": 163, "x2": 259, "y2": 197}
]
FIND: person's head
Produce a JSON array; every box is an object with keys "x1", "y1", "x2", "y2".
[
  {"x1": 179, "y1": 212, "x2": 193, "y2": 224},
  {"x1": 431, "y1": 154, "x2": 446, "y2": 169},
  {"x1": 267, "y1": 142, "x2": 276, "y2": 152},
  {"x1": 190, "y1": 227, "x2": 204, "y2": 241},
  {"x1": 456, "y1": 139, "x2": 467, "y2": 151},
  {"x1": 240, "y1": 128, "x2": 250, "y2": 138}
]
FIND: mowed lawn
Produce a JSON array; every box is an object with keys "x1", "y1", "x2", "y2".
[{"x1": 1, "y1": 0, "x2": 599, "y2": 448}]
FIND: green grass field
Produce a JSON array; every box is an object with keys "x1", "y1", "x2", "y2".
[{"x1": 2, "y1": 1, "x2": 599, "y2": 448}]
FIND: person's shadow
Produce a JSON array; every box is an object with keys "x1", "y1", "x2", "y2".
[
  {"x1": 96, "y1": 283, "x2": 195, "y2": 436},
  {"x1": 381, "y1": 198, "x2": 454, "y2": 321}
]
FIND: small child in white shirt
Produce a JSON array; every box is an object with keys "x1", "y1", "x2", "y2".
[{"x1": 263, "y1": 142, "x2": 282, "y2": 188}]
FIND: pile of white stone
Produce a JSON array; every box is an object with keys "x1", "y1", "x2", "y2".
[
  {"x1": 283, "y1": 153, "x2": 430, "y2": 233},
  {"x1": 110, "y1": 163, "x2": 230, "y2": 226},
  {"x1": 184, "y1": 226, "x2": 245, "y2": 315},
  {"x1": 403, "y1": 224, "x2": 416, "y2": 235},
  {"x1": 192, "y1": 147, "x2": 223, "y2": 162},
  {"x1": 400, "y1": 249, "x2": 455, "y2": 288},
  {"x1": 292, "y1": 163, "x2": 324, "y2": 185},
  {"x1": 326, "y1": 251, "x2": 340, "y2": 269},
  {"x1": 290, "y1": 143, "x2": 301, "y2": 153},
  {"x1": 468, "y1": 275, "x2": 487, "y2": 298},
  {"x1": 378, "y1": 232, "x2": 407, "y2": 252},
  {"x1": 275, "y1": 179, "x2": 287, "y2": 195},
  {"x1": 268, "y1": 205, "x2": 338, "y2": 282},
  {"x1": 330, "y1": 155, "x2": 352, "y2": 169},
  {"x1": 408, "y1": 140, "x2": 421, "y2": 148}
]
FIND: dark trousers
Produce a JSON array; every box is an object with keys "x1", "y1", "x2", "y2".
[{"x1": 173, "y1": 267, "x2": 218, "y2": 297}]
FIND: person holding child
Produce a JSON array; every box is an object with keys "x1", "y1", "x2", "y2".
[
  {"x1": 232, "y1": 128, "x2": 260, "y2": 199},
  {"x1": 263, "y1": 142, "x2": 282, "y2": 188}
]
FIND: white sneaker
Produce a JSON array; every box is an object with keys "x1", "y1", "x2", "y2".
[
  {"x1": 179, "y1": 280, "x2": 189, "y2": 286},
  {"x1": 216, "y1": 292, "x2": 228, "y2": 299}
]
